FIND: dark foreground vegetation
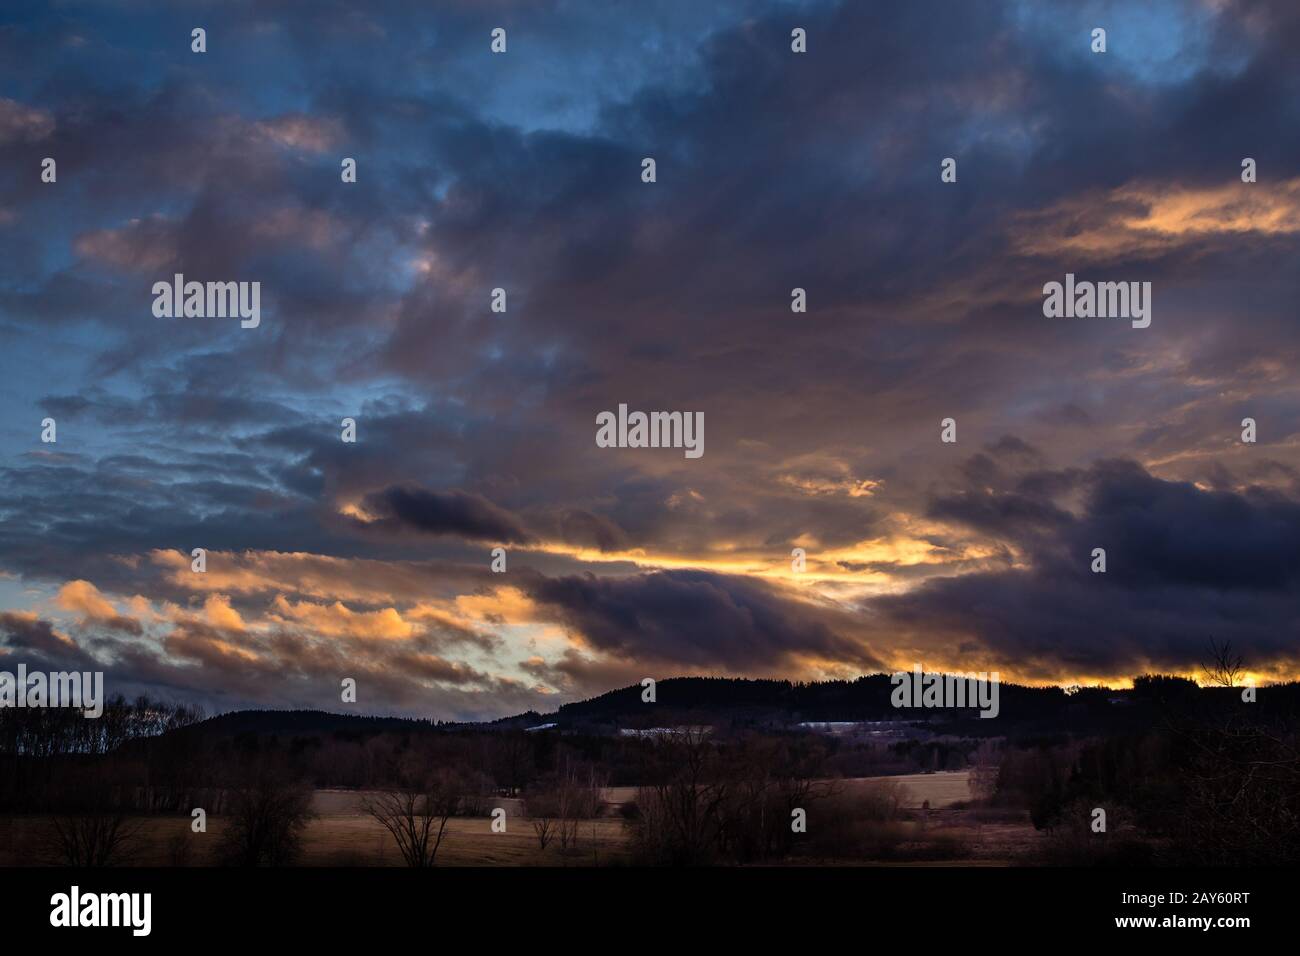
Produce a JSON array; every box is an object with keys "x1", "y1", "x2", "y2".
[{"x1": 2, "y1": 659, "x2": 1298, "y2": 867}]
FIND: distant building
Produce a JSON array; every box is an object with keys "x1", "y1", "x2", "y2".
[
  {"x1": 796, "y1": 720, "x2": 916, "y2": 739},
  {"x1": 617, "y1": 726, "x2": 712, "y2": 739}
]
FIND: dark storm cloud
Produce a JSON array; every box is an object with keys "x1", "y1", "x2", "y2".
[
  {"x1": 549, "y1": 509, "x2": 631, "y2": 552},
  {"x1": 526, "y1": 568, "x2": 880, "y2": 672},
  {"x1": 1071, "y1": 460, "x2": 1300, "y2": 591},
  {"x1": 869, "y1": 454, "x2": 1300, "y2": 678},
  {"x1": 359, "y1": 485, "x2": 534, "y2": 543},
  {"x1": 930, "y1": 452, "x2": 1300, "y2": 592},
  {"x1": 0, "y1": 612, "x2": 88, "y2": 663}
]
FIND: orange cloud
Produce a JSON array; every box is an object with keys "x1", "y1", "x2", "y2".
[
  {"x1": 203, "y1": 595, "x2": 246, "y2": 632},
  {"x1": 269, "y1": 595, "x2": 416, "y2": 641},
  {"x1": 1011, "y1": 177, "x2": 1300, "y2": 261},
  {"x1": 56, "y1": 580, "x2": 119, "y2": 621}
]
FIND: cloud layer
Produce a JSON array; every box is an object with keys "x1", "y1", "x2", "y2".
[{"x1": 2, "y1": 0, "x2": 1299, "y2": 718}]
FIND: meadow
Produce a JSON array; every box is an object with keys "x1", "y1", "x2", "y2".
[{"x1": 0, "y1": 769, "x2": 1047, "y2": 867}]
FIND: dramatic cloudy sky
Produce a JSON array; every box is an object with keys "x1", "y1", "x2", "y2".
[{"x1": 2, "y1": 0, "x2": 1298, "y2": 719}]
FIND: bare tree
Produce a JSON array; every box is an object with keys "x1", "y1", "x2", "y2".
[
  {"x1": 556, "y1": 757, "x2": 582, "y2": 851},
  {"x1": 44, "y1": 811, "x2": 142, "y2": 867},
  {"x1": 631, "y1": 729, "x2": 730, "y2": 865},
  {"x1": 362, "y1": 768, "x2": 462, "y2": 867},
  {"x1": 1172, "y1": 715, "x2": 1300, "y2": 864},
  {"x1": 522, "y1": 780, "x2": 558, "y2": 851},
  {"x1": 1202, "y1": 638, "x2": 1245, "y2": 687},
  {"x1": 629, "y1": 731, "x2": 838, "y2": 864},
  {"x1": 41, "y1": 764, "x2": 142, "y2": 866},
  {"x1": 969, "y1": 739, "x2": 1001, "y2": 801},
  {"x1": 216, "y1": 764, "x2": 315, "y2": 866},
  {"x1": 530, "y1": 811, "x2": 555, "y2": 851},
  {"x1": 552, "y1": 752, "x2": 603, "y2": 852}
]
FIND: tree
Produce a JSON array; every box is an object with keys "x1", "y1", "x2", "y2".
[
  {"x1": 1201, "y1": 638, "x2": 1245, "y2": 688},
  {"x1": 629, "y1": 730, "x2": 834, "y2": 865},
  {"x1": 216, "y1": 763, "x2": 314, "y2": 866},
  {"x1": 44, "y1": 813, "x2": 141, "y2": 866},
  {"x1": 522, "y1": 784, "x2": 558, "y2": 851},
  {"x1": 629, "y1": 729, "x2": 732, "y2": 865},
  {"x1": 41, "y1": 762, "x2": 142, "y2": 866},
  {"x1": 362, "y1": 767, "x2": 462, "y2": 867},
  {"x1": 531, "y1": 814, "x2": 555, "y2": 851},
  {"x1": 551, "y1": 751, "x2": 602, "y2": 852},
  {"x1": 488, "y1": 732, "x2": 535, "y2": 797},
  {"x1": 968, "y1": 740, "x2": 1001, "y2": 801}
]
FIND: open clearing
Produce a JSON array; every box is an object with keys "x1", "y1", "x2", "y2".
[
  {"x1": 602, "y1": 769, "x2": 973, "y2": 810},
  {"x1": 0, "y1": 770, "x2": 1019, "y2": 866},
  {"x1": 837, "y1": 770, "x2": 973, "y2": 808}
]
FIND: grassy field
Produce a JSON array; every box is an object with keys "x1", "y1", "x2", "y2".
[
  {"x1": 601, "y1": 769, "x2": 974, "y2": 810},
  {"x1": 296, "y1": 792, "x2": 631, "y2": 866},
  {"x1": 0, "y1": 793, "x2": 630, "y2": 867},
  {"x1": 0, "y1": 769, "x2": 1042, "y2": 866},
  {"x1": 832, "y1": 770, "x2": 973, "y2": 808}
]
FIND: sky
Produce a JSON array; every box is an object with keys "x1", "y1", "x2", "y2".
[{"x1": 1, "y1": 0, "x2": 1299, "y2": 720}]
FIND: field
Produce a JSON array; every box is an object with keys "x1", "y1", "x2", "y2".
[
  {"x1": 834, "y1": 770, "x2": 974, "y2": 808},
  {"x1": 601, "y1": 769, "x2": 973, "y2": 809},
  {"x1": 0, "y1": 769, "x2": 1044, "y2": 866}
]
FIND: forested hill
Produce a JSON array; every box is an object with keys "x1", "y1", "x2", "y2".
[
  {"x1": 557, "y1": 674, "x2": 1060, "y2": 722},
  {"x1": 159, "y1": 673, "x2": 1300, "y2": 743}
]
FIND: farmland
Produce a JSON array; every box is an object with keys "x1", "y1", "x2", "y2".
[{"x1": 0, "y1": 769, "x2": 1046, "y2": 867}]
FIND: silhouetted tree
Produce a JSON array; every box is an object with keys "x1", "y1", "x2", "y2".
[
  {"x1": 362, "y1": 762, "x2": 462, "y2": 867},
  {"x1": 216, "y1": 763, "x2": 314, "y2": 866}
]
